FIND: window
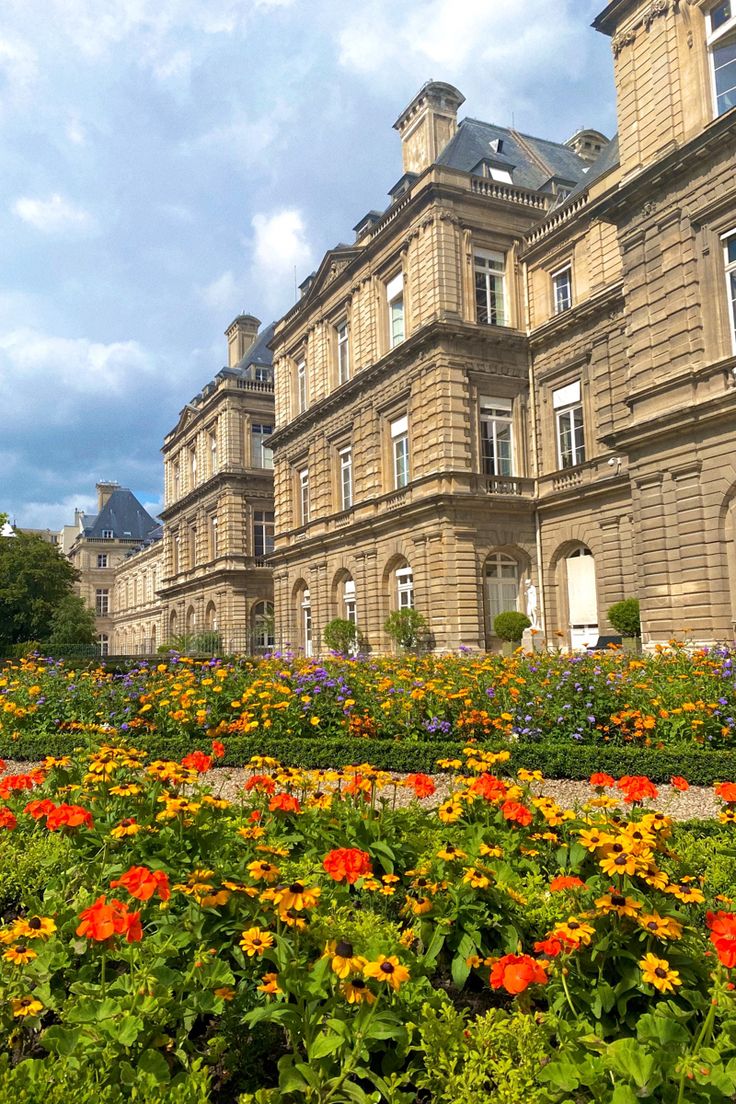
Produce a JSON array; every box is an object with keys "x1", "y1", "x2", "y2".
[
  {"x1": 97, "y1": 633, "x2": 109, "y2": 657},
  {"x1": 724, "y1": 229, "x2": 736, "y2": 350},
  {"x1": 552, "y1": 265, "x2": 573, "y2": 314},
  {"x1": 337, "y1": 320, "x2": 350, "y2": 384},
  {"x1": 173, "y1": 461, "x2": 180, "y2": 499},
  {"x1": 209, "y1": 431, "x2": 218, "y2": 475},
  {"x1": 253, "y1": 510, "x2": 275, "y2": 560},
  {"x1": 386, "y1": 272, "x2": 405, "y2": 348},
  {"x1": 101, "y1": 529, "x2": 114, "y2": 539},
  {"x1": 97, "y1": 553, "x2": 108, "y2": 568},
  {"x1": 553, "y1": 380, "x2": 586, "y2": 469},
  {"x1": 255, "y1": 366, "x2": 270, "y2": 382},
  {"x1": 391, "y1": 415, "x2": 409, "y2": 489},
  {"x1": 209, "y1": 515, "x2": 218, "y2": 557},
  {"x1": 297, "y1": 359, "x2": 307, "y2": 413},
  {"x1": 708, "y1": 1, "x2": 736, "y2": 116},
  {"x1": 188, "y1": 523, "x2": 197, "y2": 567},
  {"x1": 488, "y1": 166, "x2": 513, "y2": 184},
  {"x1": 252, "y1": 601, "x2": 275, "y2": 651},
  {"x1": 172, "y1": 533, "x2": 180, "y2": 574},
  {"x1": 299, "y1": 468, "x2": 310, "y2": 525},
  {"x1": 396, "y1": 566, "x2": 414, "y2": 610},
  {"x1": 486, "y1": 553, "x2": 519, "y2": 625},
  {"x1": 343, "y1": 578, "x2": 357, "y2": 625},
  {"x1": 189, "y1": 446, "x2": 197, "y2": 487},
  {"x1": 339, "y1": 446, "x2": 353, "y2": 510},
  {"x1": 95, "y1": 589, "x2": 109, "y2": 616},
  {"x1": 252, "y1": 423, "x2": 274, "y2": 468},
  {"x1": 480, "y1": 397, "x2": 513, "y2": 476},
  {"x1": 474, "y1": 250, "x2": 507, "y2": 326},
  {"x1": 302, "y1": 589, "x2": 313, "y2": 657}
]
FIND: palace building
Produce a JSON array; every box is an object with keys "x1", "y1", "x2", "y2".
[{"x1": 267, "y1": 0, "x2": 736, "y2": 653}]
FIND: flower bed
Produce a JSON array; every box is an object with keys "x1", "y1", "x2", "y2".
[{"x1": 1, "y1": 744, "x2": 736, "y2": 1100}]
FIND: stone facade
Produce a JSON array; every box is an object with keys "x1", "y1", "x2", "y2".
[{"x1": 268, "y1": 0, "x2": 736, "y2": 653}]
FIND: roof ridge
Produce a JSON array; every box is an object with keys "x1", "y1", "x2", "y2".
[{"x1": 459, "y1": 116, "x2": 581, "y2": 155}]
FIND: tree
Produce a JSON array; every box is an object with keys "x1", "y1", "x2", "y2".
[
  {"x1": 0, "y1": 534, "x2": 80, "y2": 650},
  {"x1": 384, "y1": 608, "x2": 428, "y2": 651},
  {"x1": 47, "y1": 594, "x2": 97, "y2": 653},
  {"x1": 322, "y1": 617, "x2": 361, "y2": 655},
  {"x1": 607, "y1": 598, "x2": 641, "y2": 639},
  {"x1": 493, "y1": 611, "x2": 532, "y2": 643}
]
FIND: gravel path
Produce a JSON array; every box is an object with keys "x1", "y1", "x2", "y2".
[{"x1": 5, "y1": 761, "x2": 719, "y2": 822}]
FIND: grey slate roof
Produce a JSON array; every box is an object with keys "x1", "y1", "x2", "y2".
[
  {"x1": 83, "y1": 489, "x2": 159, "y2": 541},
  {"x1": 232, "y1": 322, "x2": 275, "y2": 372}
]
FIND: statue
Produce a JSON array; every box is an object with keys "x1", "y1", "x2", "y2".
[{"x1": 524, "y1": 578, "x2": 539, "y2": 630}]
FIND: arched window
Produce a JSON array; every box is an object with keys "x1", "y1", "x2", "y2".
[{"x1": 486, "y1": 553, "x2": 519, "y2": 625}]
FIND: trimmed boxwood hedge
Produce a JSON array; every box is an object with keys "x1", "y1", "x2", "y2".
[{"x1": 3, "y1": 730, "x2": 736, "y2": 785}]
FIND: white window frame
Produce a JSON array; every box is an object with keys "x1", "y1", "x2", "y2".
[
  {"x1": 707, "y1": 1, "x2": 736, "y2": 117},
  {"x1": 723, "y1": 228, "x2": 736, "y2": 353},
  {"x1": 339, "y1": 446, "x2": 353, "y2": 510},
  {"x1": 189, "y1": 445, "x2": 197, "y2": 487},
  {"x1": 485, "y1": 553, "x2": 520, "y2": 627},
  {"x1": 390, "y1": 415, "x2": 409, "y2": 489},
  {"x1": 97, "y1": 553, "x2": 108, "y2": 568},
  {"x1": 301, "y1": 589, "x2": 313, "y2": 657},
  {"x1": 337, "y1": 320, "x2": 350, "y2": 384},
  {"x1": 253, "y1": 510, "x2": 275, "y2": 560},
  {"x1": 396, "y1": 566, "x2": 414, "y2": 610},
  {"x1": 474, "y1": 249, "x2": 507, "y2": 326},
  {"x1": 343, "y1": 578, "x2": 357, "y2": 626},
  {"x1": 299, "y1": 467, "x2": 309, "y2": 525},
  {"x1": 553, "y1": 380, "x2": 586, "y2": 469},
  {"x1": 209, "y1": 430, "x2": 218, "y2": 474},
  {"x1": 97, "y1": 633, "x2": 109, "y2": 657},
  {"x1": 101, "y1": 529, "x2": 114, "y2": 539},
  {"x1": 251, "y1": 423, "x2": 274, "y2": 469},
  {"x1": 386, "y1": 272, "x2": 405, "y2": 348},
  {"x1": 209, "y1": 515, "x2": 218, "y2": 557},
  {"x1": 95, "y1": 588, "x2": 109, "y2": 616},
  {"x1": 552, "y1": 264, "x2": 573, "y2": 314},
  {"x1": 488, "y1": 166, "x2": 514, "y2": 184},
  {"x1": 480, "y1": 397, "x2": 514, "y2": 477},
  {"x1": 297, "y1": 359, "x2": 307, "y2": 413}
]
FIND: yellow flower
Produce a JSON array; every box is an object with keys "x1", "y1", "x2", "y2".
[
  {"x1": 325, "y1": 940, "x2": 366, "y2": 979},
  {"x1": 437, "y1": 844, "x2": 467, "y2": 861},
  {"x1": 463, "y1": 868, "x2": 491, "y2": 889},
  {"x1": 11, "y1": 996, "x2": 43, "y2": 1018},
  {"x1": 274, "y1": 882, "x2": 321, "y2": 912},
  {"x1": 342, "y1": 978, "x2": 376, "y2": 1004},
  {"x1": 13, "y1": 916, "x2": 56, "y2": 940},
  {"x1": 638, "y1": 913, "x2": 683, "y2": 940},
  {"x1": 239, "y1": 928, "x2": 274, "y2": 956},
  {"x1": 363, "y1": 955, "x2": 410, "y2": 991},
  {"x1": 666, "y1": 883, "x2": 704, "y2": 904},
  {"x1": 438, "y1": 801, "x2": 463, "y2": 823},
  {"x1": 595, "y1": 893, "x2": 643, "y2": 918},
  {"x1": 258, "y1": 972, "x2": 282, "y2": 995},
  {"x1": 111, "y1": 818, "x2": 142, "y2": 838},
  {"x1": 214, "y1": 986, "x2": 235, "y2": 1001},
  {"x1": 554, "y1": 918, "x2": 595, "y2": 947},
  {"x1": 109, "y1": 783, "x2": 142, "y2": 797},
  {"x1": 4, "y1": 944, "x2": 37, "y2": 965},
  {"x1": 639, "y1": 953, "x2": 681, "y2": 993},
  {"x1": 578, "y1": 828, "x2": 613, "y2": 852},
  {"x1": 247, "y1": 860, "x2": 280, "y2": 883}
]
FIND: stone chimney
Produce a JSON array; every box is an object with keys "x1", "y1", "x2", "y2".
[
  {"x1": 96, "y1": 481, "x2": 120, "y2": 511},
  {"x1": 393, "y1": 81, "x2": 465, "y2": 175},
  {"x1": 565, "y1": 129, "x2": 608, "y2": 164},
  {"x1": 225, "y1": 314, "x2": 260, "y2": 368}
]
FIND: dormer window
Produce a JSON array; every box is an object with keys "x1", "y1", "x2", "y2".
[
  {"x1": 487, "y1": 165, "x2": 513, "y2": 184},
  {"x1": 708, "y1": 1, "x2": 736, "y2": 116}
]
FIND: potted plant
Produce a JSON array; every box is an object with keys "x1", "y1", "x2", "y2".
[
  {"x1": 493, "y1": 611, "x2": 531, "y2": 655},
  {"x1": 384, "y1": 608, "x2": 428, "y2": 652},
  {"x1": 607, "y1": 598, "x2": 641, "y2": 654},
  {"x1": 322, "y1": 617, "x2": 362, "y2": 656}
]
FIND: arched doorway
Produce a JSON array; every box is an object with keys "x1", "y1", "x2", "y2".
[
  {"x1": 567, "y1": 547, "x2": 598, "y2": 650},
  {"x1": 252, "y1": 601, "x2": 275, "y2": 653},
  {"x1": 485, "y1": 552, "x2": 520, "y2": 627}
]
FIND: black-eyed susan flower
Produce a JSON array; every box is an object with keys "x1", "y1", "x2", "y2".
[
  {"x1": 437, "y1": 844, "x2": 466, "y2": 861},
  {"x1": 11, "y1": 996, "x2": 43, "y2": 1018},
  {"x1": 274, "y1": 883, "x2": 321, "y2": 912},
  {"x1": 247, "y1": 860, "x2": 280, "y2": 883},
  {"x1": 325, "y1": 940, "x2": 366, "y2": 979},
  {"x1": 667, "y1": 883, "x2": 705, "y2": 904},
  {"x1": 342, "y1": 978, "x2": 376, "y2": 1004},
  {"x1": 595, "y1": 892, "x2": 643, "y2": 918},
  {"x1": 239, "y1": 928, "x2": 274, "y2": 956},
  {"x1": 4, "y1": 944, "x2": 37, "y2": 965},
  {"x1": 363, "y1": 955, "x2": 410, "y2": 991},
  {"x1": 14, "y1": 916, "x2": 56, "y2": 940},
  {"x1": 638, "y1": 913, "x2": 683, "y2": 940},
  {"x1": 639, "y1": 953, "x2": 681, "y2": 993},
  {"x1": 257, "y1": 972, "x2": 282, "y2": 995},
  {"x1": 111, "y1": 818, "x2": 142, "y2": 838}
]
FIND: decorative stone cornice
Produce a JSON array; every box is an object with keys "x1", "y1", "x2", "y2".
[{"x1": 612, "y1": 0, "x2": 672, "y2": 55}]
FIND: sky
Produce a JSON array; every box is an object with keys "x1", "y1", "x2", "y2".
[{"x1": 1, "y1": 0, "x2": 617, "y2": 530}]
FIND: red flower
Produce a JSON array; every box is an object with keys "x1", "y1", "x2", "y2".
[
  {"x1": 715, "y1": 782, "x2": 736, "y2": 805},
  {"x1": 616, "y1": 775, "x2": 658, "y2": 804},
  {"x1": 549, "y1": 875, "x2": 584, "y2": 892},
  {"x1": 0, "y1": 807, "x2": 17, "y2": 830},
  {"x1": 490, "y1": 953, "x2": 548, "y2": 994},
  {"x1": 268, "y1": 793, "x2": 301, "y2": 814},
  {"x1": 181, "y1": 751, "x2": 213, "y2": 774},
  {"x1": 249, "y1": 810, "x2": 262, "y2": 822},
  {"x1": 0, "y1": 773, "x2": 38, "y2": 800},
  {"x1": 534, "y1": 938, "x2": 565, "y2": 958},
  {"x1": 405, "y1": 773, "x2": 436, "y2": 799},
  {"x1": 110, "y1": 866, "x2": 171, "y2": 902},
  {"x1": 245, "y1": 774, "x2": 276, "y2": 795},
  {"x1": 25, "y1": 798, "x2": 56, "y2": 820},
  {"x1": 706, "y1": 911, "x2": 736, "y2": 968},
  {"x1": 211, "y1": 740, "x2": 225, "y2": 759},
  {"x1": 670, "y1": 776, "x2": 689, "y2": 792},
  {"x1": 501, "y1": 800, "x2": 533, "y2": 826},
  {"x1": 470, "y1": 774, "x2": 508, "y2": 803},
  {"x1": 46, "y1": 804, "x2": 94, "y2": 831},
  {"x1": 589, "y1": 772, "x2": 615, "y2": 788},
  {"x1": 76, "y1": 895, "x2": 143, "y2": 942},
  {"x1": 323, "y1": 848, "x2": 373, "y2": 884}
]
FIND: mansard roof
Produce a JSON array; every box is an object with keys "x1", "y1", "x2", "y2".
[{"x1": 83, "y1": 489, "x2": 159, "y2": 541}]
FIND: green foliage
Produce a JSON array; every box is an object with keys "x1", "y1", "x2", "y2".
[
  {"x1": 165, "y1": 632, "x2": 223, "y2": 656},
  {"x1": 0, "y1": 1053, "x2": 211, "y2": 1103},
  {"x1": 48, "y1": 595, "x2": 97, "y2": 652},
  {"x1": 0, "y1": 535, "x2": 80, "y2": 649},
  {"x1": 384, "y1": 608, "x2": 428, "y2": 650},
  {"x1": 0, "y1": 829, "x2": 72, "y2": 913},
  {"x1": 607, "y1": 597, "x2": 641, "y2": 638},
  {"x1": 493, "y1": 611, "x2": 531, "y2": 642},
  {"x1": 322, "y1": 618, "x2": 360, "y2": 655}
]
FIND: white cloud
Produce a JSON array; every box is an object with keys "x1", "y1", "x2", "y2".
[
  {"x1": 200, "y1": 270, "x2": 242, "y2": 314},
  {"x1": 13, "y1": 493, "x2": 98, "y2": 531},
  {"x1": 65, "y1": 116, "x2": 87, "y2": 145},
  {"x1": 250, "y1": 208, "x2": 313, "y2": 313},
  {"x1": 0, "y1": 36, "x2": 38, "y2": 108},
  {"x1": 12, "y1": 193, "x2": 97, "y2": 235}
]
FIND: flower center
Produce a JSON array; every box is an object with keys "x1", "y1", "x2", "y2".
[
  {"x1": 612, "y1": 894, "x2": 626, "y2": 906},
  {"x1": 655, "y1": 967, "x2": 667, "y2": 978},
  {"x1": 335, "y1": 941, "x2": 354, "y2": 958},
  {"x1": 289, "y1": 882, "x2": 304, "y2": 893},
  {"x1": 28, "y1": 918, "x2": 41, "y2": 930},
  {"x1": 380, "y1": 961, "x2": 395, "y2": 974}
]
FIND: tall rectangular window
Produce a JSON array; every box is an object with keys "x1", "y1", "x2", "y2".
[
  {"x1": 209, "y1": 430, "x2": 218, "y2": 475},
  {"x1": 708, "y1": 2, "x2": 736, "y2": 116},
  {"x1": 474, "y1": 250, "x2": 507, "y2": 326},
  {"x1": 95, "y1": 589, "x2": 109, "y2": 616},
  {"x1": 391, "y1": 415, "x2": 409, "y2": 489},
  {"x1": 337, "y1": 320, "x2": 350, "y2": 384},
  {"x1": 552, "y1": 265, "x2": 573, "y2": 314},
  {"x1": 189, "y1": 445, "x2": 197, "y2": 487},
  {"x1": 251, "y1": 423, "x2": 274, "y2": 468},
  {"x1": 253, "y1": 510, "x2": 275, "y2": 560},
  {"x1": 172, "y1": 533, "x2": 180, "y2": 574},
  {"x1": 297, "y1": 359, "x2": 307, "y2": 413},
  {"x1": 299, "y1": 468, "x2": 309, "y2": 525},
  {"x1": 724, "y1": 229, "x2": 736, "y2": 350},
  {"x1": 480, "y1": 397, "x2": 513, "y2": 476},
  {"x1": 209, "y1": 516, "x2": 218, "y2": 557},
  {"x1": 386, "y1": 272, "x2": 405, "y2": 348},
  {"x1": 97, "y1": 553, "x2": 108, "y2": 568},
  {"x1": 553, "y1": 381, "x2": 586, "y2": 469},
  {"x1": 188, "y1": 524, "x2": 197, "y2": 567},
  {"x1": 173, "y1": 461, "x2": 180, "y2": 499},
  {"x1": 396, "y1": 567, "x2": 414, "y2": 610},
  {"x1": 339, "y1": 446, "x2": 353, "y2": 510}
]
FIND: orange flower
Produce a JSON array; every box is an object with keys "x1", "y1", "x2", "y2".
[
  {"x1": 76, "y1": 896, "x2": 142, "y2": 942},
  {"x1": 501, "y1": 800, "x2": 533, "y2": 826},
  {"x1": 245, "y1": 774, "x2": 276, "y2": 794},
  {"x1": 110, "y1": 866, "x2": 171, "y2": 902},
  {"x1": 707, "y1": 911, "x2": 736, "y2": 967},
  {"x1": 589, "y1": 773, "x2": 615, "y2": 788},
  {"x1": 268, "y1": 793, "x2": 301, "y2": 814},
  {"x1": 534, "y1": 937, "x2": 565, "y2": 957},
  {"x1": 405, "y1": 773, "x2": 435, "y2": 799},
  {"x1": 46, "y1": 804, "x2": 93, "y2": 831},
  {"x1": 211, "y1": 740, "x2": 226, "y2": 759},
  {"x1": 670, "y1": 776, "x2": 689, "y2": 792},
  {"x1": 616, "y1": 776, "x2": 658, "y2": 804},
  {"x1": 24, "y1": 798, "x2": 56, "y2": 820},
  {"x1": 489, "y1": 953, "x2": 547, "y2": 994},
  {"x1": 323, "y1": 848, "x2": 372, "y2": 884},
  {"x1": 181, "y1": 750, "x2": 213, "y2": 773},
  {"x1": 549, "y1": 875, "x2": 584, "y2": 893},
  {"x1": 470, "y1": 774, "x2": 508, "y2": 803},
  {"x1": 0, "y1": 807, "x2": 17, "y2": 830},
  {"x1": 715, "y1": 782, "x2": 736, "y2": 805}
]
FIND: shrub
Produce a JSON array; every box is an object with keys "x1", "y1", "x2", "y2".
[
  {"x1": 322, "y1": 618, "x2": 360, "y2": 655},
  {"x1": 0, "y1": 830, "x2": 72, "y2": 913},
  {"x1": 607, "y1": 597, "x2": 641, "y2": 638},
  {"x1": 493, "y1": 611, "x2": 531, "y2": 643},
  {"x1": 384, "y1": 608, "x2": 428, "y2": 650}
]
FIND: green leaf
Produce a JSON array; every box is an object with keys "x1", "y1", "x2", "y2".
[
  {"x1": 636, "y1": 1012, "x2": 688, "y2": 1047},
  {"x1": 115, "y1": 1015, "x2": 145, "y2": 1047},
  {"x1": 605, "y1": 1039, "x2": 658, "y2": 1090},
  {"x1": 537, "y1": 1056, "x2": 581, "y2": 1091},
  {"x1": 41, "y1": 1025, "x2": 82, "y2": 1057},
  {"x1": 278, "y1": 1063, "x2": 309, "y2": 1094},
  {"x1": 422, "y1": 926, "x2": 446, "y2": 967},
  {"x1": 308, "y1": 1032, "x2": 344, "y2": 1061},
  {"x1": 610, "y1": 1086, "x2": 639, "y2": 1104},
  {"x1": 137, "y1": 1049, "x2": 171, "y2": 1083},
  {"x1": 451, "y1": 953, "x2": 471, "y2": 989}
]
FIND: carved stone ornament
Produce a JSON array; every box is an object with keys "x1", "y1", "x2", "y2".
[
  {"x1": 326, "y1": 259, "x2": 349, "y2": 285},
  {"x1": 643, "y1": 0, "x2": 670, "y2": 29},
  {"x1": 613, "y1": 0, "x2": 670, "y2": 54},
  {"x1": 612, "y1": 28, "x2": 637, "y2": 55}
]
